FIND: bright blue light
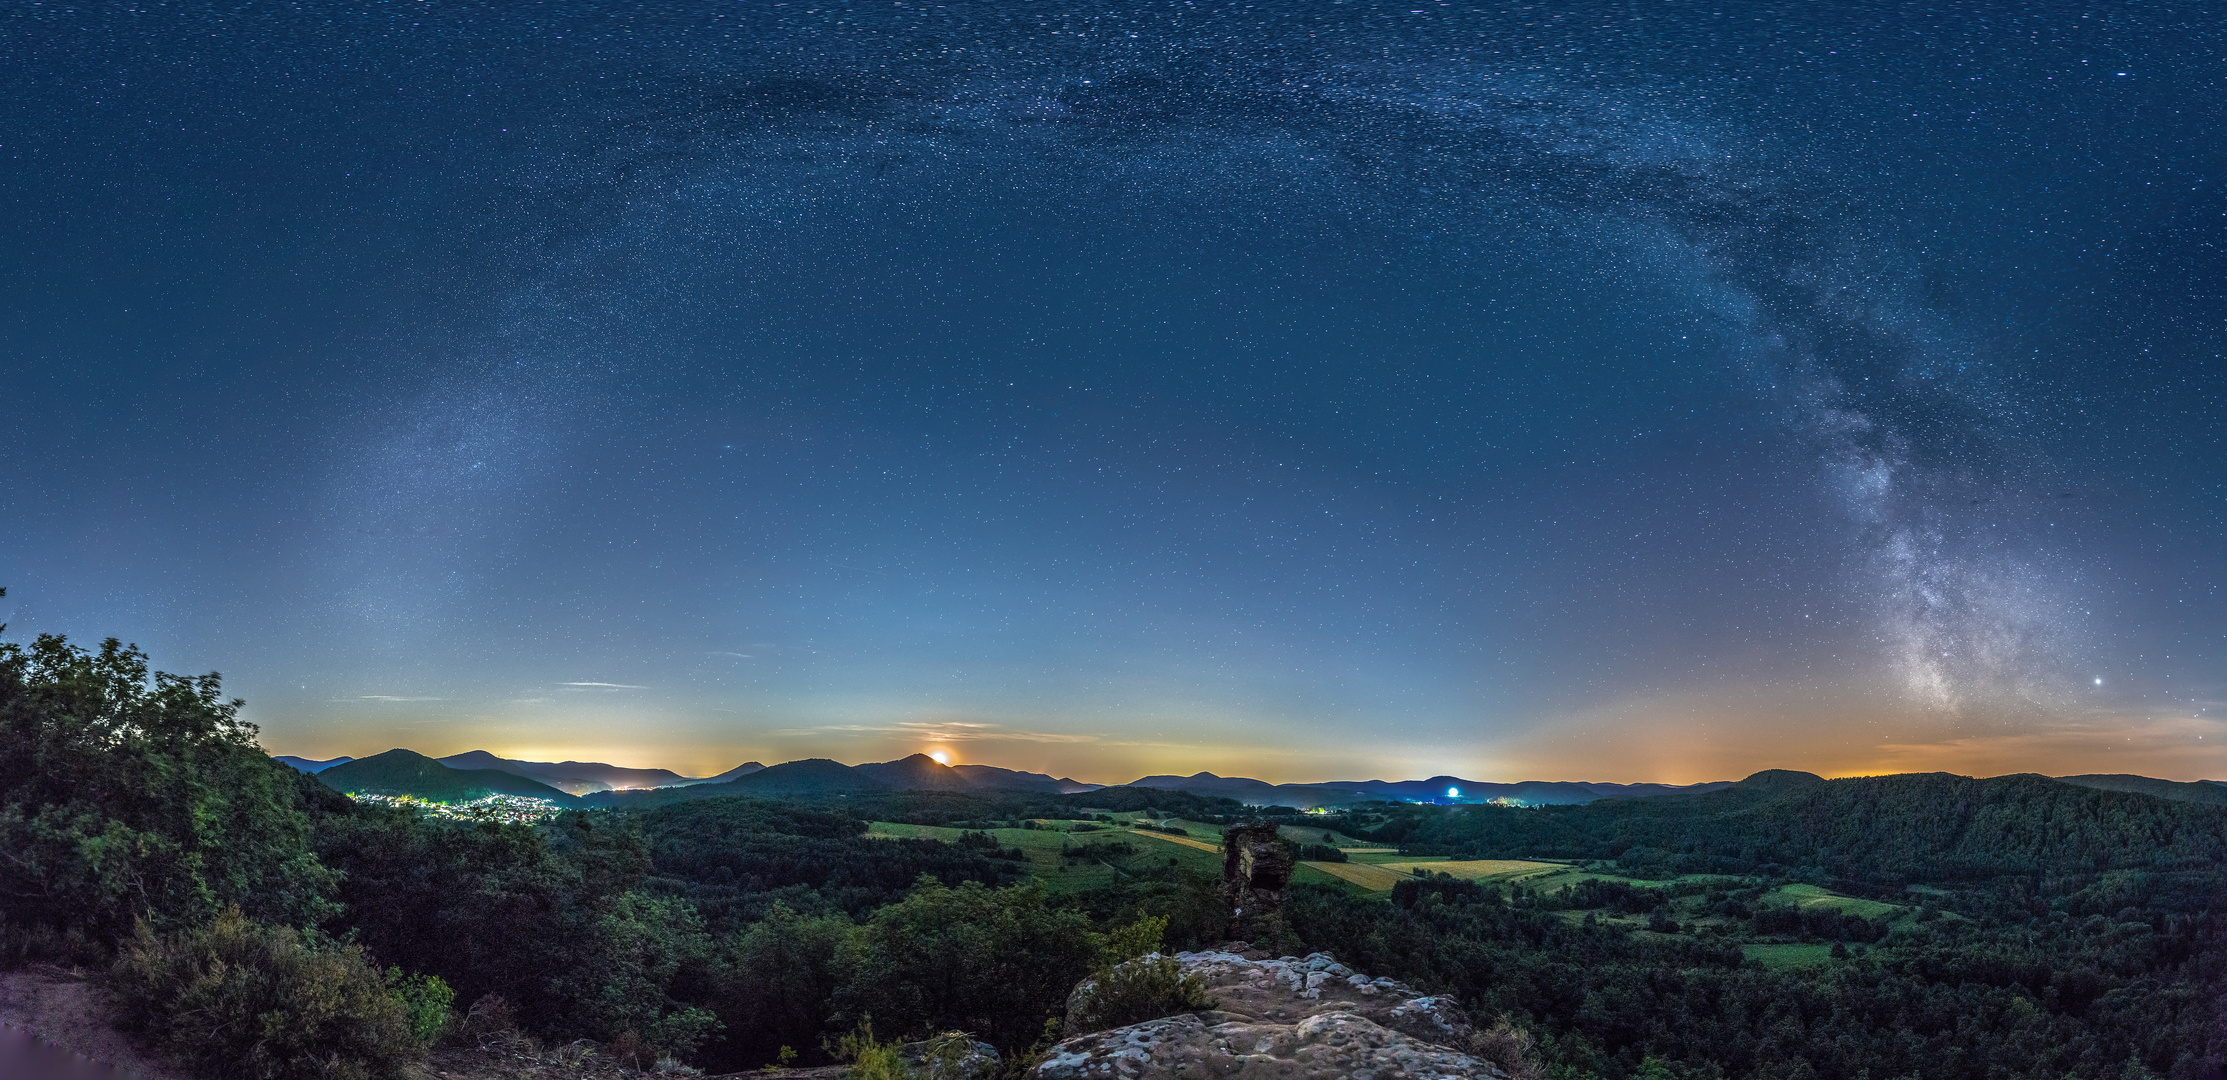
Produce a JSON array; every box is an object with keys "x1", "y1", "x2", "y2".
[{"x1": 1447, "y1": 786, "x2": 1460, "y2": 798}]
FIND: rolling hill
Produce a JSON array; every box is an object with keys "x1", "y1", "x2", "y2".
[
  {"x1": 1120, "y1": 771, "x2": 1737, "y2": 808},
  {"x1": 273, "y1": 755, "x2": 353, "y2": 773},
  {"x1": 1372, "y1": 769, "x2": 2227, "y2": 884},
  {"x1": 2053, "y1": 772, "x2": 2227, "y2": 806},
  {"x1": 314, "y1": 749, "x2": 579, "y2": 805},
  {"x1": 433, "y1": 750, "x2": 765, "y2": 795},
  {"x1": 581, "y1": 754, "x2": 1099, "y2": 807},
  {"x1": 953, "y1": 763, "x2": 1100, "y2": 794}
]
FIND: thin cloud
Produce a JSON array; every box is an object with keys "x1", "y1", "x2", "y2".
[
  {"x1": 772, "y1": 721, "x2": 1099, "y2": 745},
  {"x1": 560, "y1": 681, "x2": 648, "y2": 691},
  {"x1": 345, "y1": 695, "x2": 446, "y2": 702}
]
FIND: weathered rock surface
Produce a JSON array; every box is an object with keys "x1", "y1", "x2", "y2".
[
  {"x1": 1220, "y1": 824, "x2": 1295, "y2": 939},
  {"x1": 1033, "y1": 949, "x2": 1508, "y2": 1080}
]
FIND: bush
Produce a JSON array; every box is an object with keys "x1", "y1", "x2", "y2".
[
  {"x1": 1064, "y1": 955, "x2": 1217, "y2": 1034},
  {"x1": 387, "y1": 967, "x2": 455, "y2": 1045},
  {"x1": 110, "y1": 906, "x2": 438, "y2": 1080},
  {"x1": 1297, "y1": 843, "x2": 1347, "y2": 863},
  {"x1": 830, "y1": 1018, "x2": 907, "y2": 1080},
  {"x1": 1065, "y1": 915, "x2": 1216, "y2": 1034}
]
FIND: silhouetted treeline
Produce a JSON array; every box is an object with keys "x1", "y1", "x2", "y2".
[{"x1": 1366, "y1": 769, "x2": 2227, "y2": 886}]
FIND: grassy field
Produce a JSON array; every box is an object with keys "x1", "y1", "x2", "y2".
[
  {"x1": 1303, "y1": 860, "x2": 1414, "y2": 891},
  {"x1": 1348, "y1": 849, "x2": 1440, "y2": 865},
  {"x1": 1773, "y1": 883, "x2": 1906, "y2": 920},
  {"x1": 1742, "y1": 943, "x2": 1840, "y2": 969},
  {"x1": 1288, "y1": 862, "x2": 1353, "y2": 889},
  {"x1": 1126, "y1": 828, "x2": 1222, "y2": 854},
  {"x1": 1118, "y1": 828, "x2": 1227, "y2": 871},
  {"x1": 866, "y1": 821, "x2": 1151, "y2": 890},
  {"x1": 1378, "y1": 859, "x2": 1565, "y2": 882},
  {"x1": 1277, "y1": 824, "x2": 1368, "y2": 846}
]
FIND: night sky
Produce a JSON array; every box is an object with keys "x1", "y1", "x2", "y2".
[{"x1": 3, "y1": 2, "x2": 2221, "y2": 783}]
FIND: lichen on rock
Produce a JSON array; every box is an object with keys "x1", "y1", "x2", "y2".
[{"x1": 1029, "y1": 949, "x2": 1522, "y2": 1080}]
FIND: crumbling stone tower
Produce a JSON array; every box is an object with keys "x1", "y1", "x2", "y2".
[{"x1": 1222, "y1": 821, "x2": 1295, "y2": 940}]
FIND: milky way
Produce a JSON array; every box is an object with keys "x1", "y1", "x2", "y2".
[{"x1": 2, "y1": 2, "x2": 2220, "y2": 780}]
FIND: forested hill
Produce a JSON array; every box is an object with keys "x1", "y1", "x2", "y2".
[
  {"x1": 2056, "y1": 772, "x2": 2227, "y2": 807},
  {"x1": 1374, "y1": 770, "x2": 2227, "y2": 884},
  {"x1": 315, "y1": 748, "x2": 579, "y2": 805}
]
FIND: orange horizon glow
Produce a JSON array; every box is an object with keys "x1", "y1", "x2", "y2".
[{"x1": 264, "y1": 715, "x2": 2227, "y2": 788}]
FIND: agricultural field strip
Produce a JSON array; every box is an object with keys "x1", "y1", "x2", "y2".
[
  {"x1": 1304, "y1": 860, "x2": 1413, "y2": 891},
  {"x1": 1123, "y1": 828, "x2": 1224, "y2": 854},
  {"x1": 1773, "y1": 883, "x2": 1906, "y2": 920},
  {"x1": 1377, "y1": 859, "x2": 1563, "y2": 881}
]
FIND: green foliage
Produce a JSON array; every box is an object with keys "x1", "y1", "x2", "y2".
[
  {"x1": 1065, "y1": 910, "x2": 1216, "y2": 1035},
  {"x1": 710, "y1": 902, "x2": 855, "y2": 1070},
  {"x1": 1064, "y1": 955, "x2": 1216, "y2": 1034},
  {"x1": 836, "y1": 879, "x2": 1101, "y2": 1052},
  {"x1": 624, "y1": 796, "x2": 1026, "y2": 930},
  {"x1": 1287, "y1": 873, "x2": 2223, "y2": 1080},
  {"x1": 564, "y1": 891, "x2": 722, "y2": 1058},
  {"x1": 110, "y1": 906, "x2": 432, "y2": 1080},
  {"x1": 1297, "y1": 842, "x2": 1348, "y2": 862},
  {"x1": 1374, "y1": 771, "x2": 2227, "y2": 885},
  {"x1": 384, "y1": 967, "x2": 455, "y2": 1045},
  {"x1": 0, "y1": 634, "x2": 337, "y2": 940},
  {"x1": 311, "y1": 802, "x2": 676, "y2": 1048},
  {"x1": 1099, "y1": 914, "x2": 1168, "y2": 966},
  {"x1": 831, "y1": 1018, "x2": 909, "y2": 1080}
]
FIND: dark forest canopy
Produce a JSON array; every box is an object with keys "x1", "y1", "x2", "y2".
[{"x1": 1358, "y1": 769, "x2": 2227, "y2": 886}]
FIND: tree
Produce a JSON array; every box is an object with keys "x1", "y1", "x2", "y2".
[
  {"x1": 0, "y1": 631, "x2": 335, "y2": 943},
  {"x1": 836, "y1": 879, "x2": 1101, "y2": 1051}
]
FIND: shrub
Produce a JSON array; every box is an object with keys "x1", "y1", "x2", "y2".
[
  {"x1": 386, "y1": 967, "x2": 455, "y2": 1045},
  {"x1": 830, "y1": 1018, "x2": 908, "y2": 1080},
  {"x1": 1065, "y1": 915, "x2": 1216, "y2": 1034},
  {"x1": 110, "y1": 906, "x2": 436, "y2": 1080},
  {"x1": 1063, "y1": 956, "x2": 1217, "y2": 1034}
]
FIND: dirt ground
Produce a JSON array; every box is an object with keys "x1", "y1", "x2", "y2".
[{"x1": 0, "y1": 966, "x2": 191, "y2": 1079}]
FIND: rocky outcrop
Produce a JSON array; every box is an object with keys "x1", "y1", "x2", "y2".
[
  {"x1": 1221, "y1": 824, "x2": 1295, "y2": 939},
  {"x1": 1031, "y1": 949, "x2": 1515, "y2": 1080}
]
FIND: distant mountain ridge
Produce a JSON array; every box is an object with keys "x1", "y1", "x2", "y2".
[
  {"x1": 1121, "y1": 771, "x2": 1737, "y2": 808},
  {"x1": 2054, "y1": 773, "x2": 2227, "y2": 806},
  {"x1": 582, "y1": 754, "x2": 1101, "y2": 807},
  {"x1": 272, "y1": 749, "x2": 2227, "y2": 812},
  {"x1": 432, "y1": 750, "x2": 765, "y2": 795},
  {"x1": 312, "y1": 749, "x2": 580, "y2": 804},
  {"x1": 274, "y1": 755, "x2": 353, "y2": 774}
]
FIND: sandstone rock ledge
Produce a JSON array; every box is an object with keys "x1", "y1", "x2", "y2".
[{"x1": 1031, "y1": 950, "x2": 1508, "y2": 1080}]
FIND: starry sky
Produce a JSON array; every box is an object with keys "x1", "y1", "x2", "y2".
[{"x1": 3, "y1": 1, "x2": 2222, "y2": 784}]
